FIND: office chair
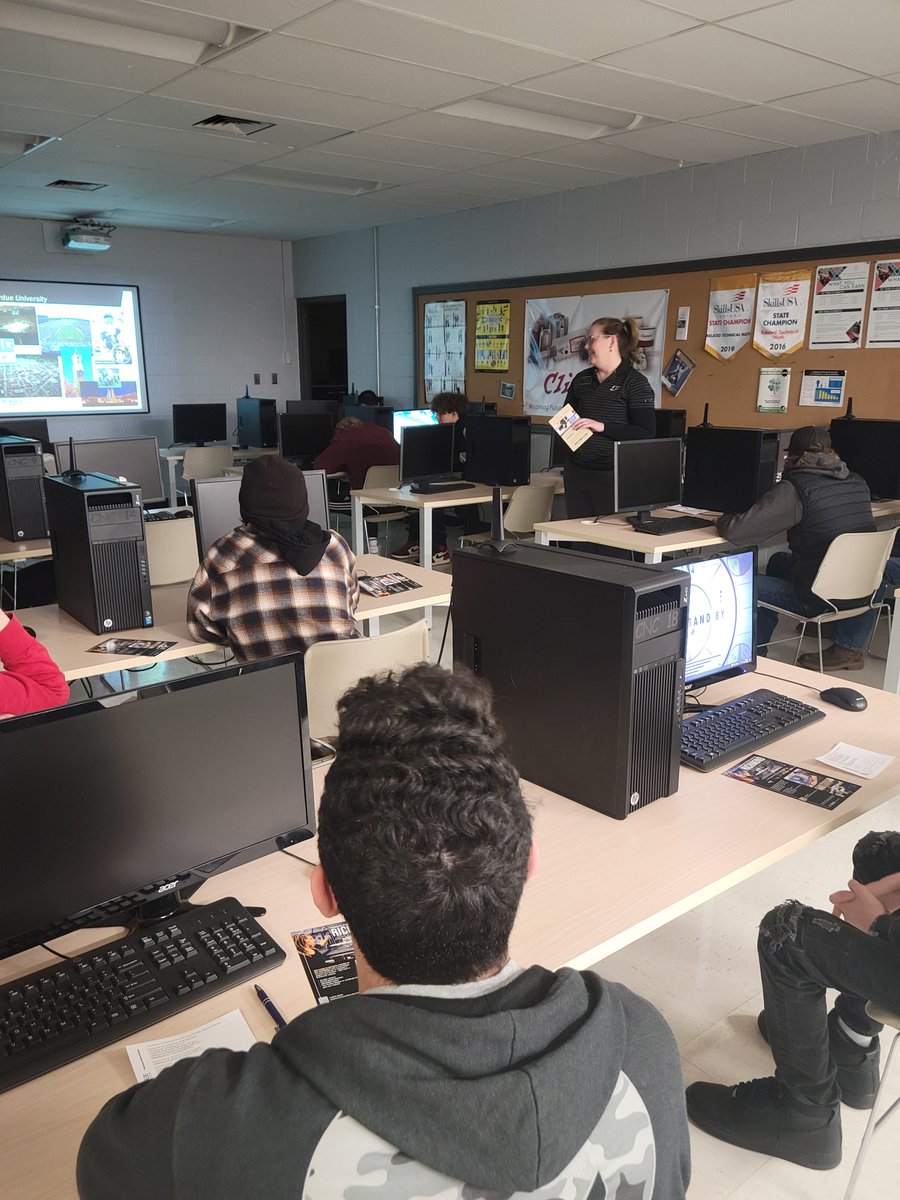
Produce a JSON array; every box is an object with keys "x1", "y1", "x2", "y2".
[
  {"x1": 759, "y1": 528, "x2": 895, "y2": 672},
  {"x1": 177, "y1": 446, "x2": 234, "y2": 500},
  {"x1": 458, "y1": 483, "x2": 555, "y2": 547},
  {"x1": 145, "y1": 515, "x2": 200, "y2": 586},
  {"x1": 329, "y1": 464, "x2": 406, "y2": 552},
  {"x1": 844, "y1": 1001, "x2": 900, "y2": 1199}
]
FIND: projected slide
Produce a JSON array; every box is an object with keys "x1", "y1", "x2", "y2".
[
  {"x1": 0, "y1": 280, "x2": 148, "y2": 417},
  {"x1": 676, "y1": 551, "x2": 755, "y2": 683}
]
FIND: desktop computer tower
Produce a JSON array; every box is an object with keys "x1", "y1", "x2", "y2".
[
  {"x1": 0, "y1": 436, "x2": 48, "y2": 540},
  {"x1": 44, "y1": 473, "x2": 153, "y2": 633},
  {"x1": 464, "y1": 414, "x2": 531, "y2": 485},
  {"x1": 683, "y1": 426, "x2": 780, "y2": 513},
  {"x1": 453, "y1": 545, "x2": 689, "y2": 819},
  {"x1": 237, "y1": 396, "x2": 278, "y2": 448},
  {"x1": 655, "y1": 409, "x2": 686, "y2": 438}
]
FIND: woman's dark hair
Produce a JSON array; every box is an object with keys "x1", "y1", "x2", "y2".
[
  {"x1": 317, "y1": 664, "x2": 531, "y2": 985},
  {"x1": 431, "y1": 392, "x2": 468, "y2": 417},
  {"x1": 590, "y1": 316, "x2": 641, "y2": 362}
]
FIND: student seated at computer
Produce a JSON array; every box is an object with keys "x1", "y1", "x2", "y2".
[
  {"x1": 716, "y1": 426, "x2": 875, "y2": 670},
  {"x1": 187, "y1": 455, "x2": 359, "y2": 662},
  {"x1": 312, "y1": 416, "x2": 399, "y2": 491},
  {"x1": 0, "y1": 610, "x2": 69, "y2": 716},
  {"x1": 77, "y1": 664, "x2": 691, "y2": 1200}
]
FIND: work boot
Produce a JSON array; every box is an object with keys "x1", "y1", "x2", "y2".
[
  {"x1": 758, "y1": 1009, "x2": 880, "y2": 1109},
  {"x1": 686, "y1": 1076, "x2": 841, "y2": 1169},
  {"x1": 797, "y1": 644, "x2": 864, "y2": 671}
]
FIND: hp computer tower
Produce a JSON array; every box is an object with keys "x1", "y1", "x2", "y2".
[
  {"x1": 0, "y1": 436, "x2": 48, "y2": 541},
  {"x1": 44, "y1": 473, "x2": 153, "y2": 633},
  {"x1": 453, "y1": 545, "x2": 689, "y2": 819},
  {"x1": 237, "y1": 396, "x2": 278, "y2": 449},
  {"x1": 683, "y1": 426, "x2": 780, "y2": 513},
  {"x1": 655, "y1": 409, "x2": 686, "y2": 438},
  {"x1": 464, "y1": 414, "x2": 531, "y2": 485}
]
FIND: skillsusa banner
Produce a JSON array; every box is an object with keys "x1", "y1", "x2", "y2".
[
  {"x1": 753, "y1": 270, "x2": 811, "y2": 359},
  {"x1": 704, "y1": 274, "x2": 756, "y2": 361}
]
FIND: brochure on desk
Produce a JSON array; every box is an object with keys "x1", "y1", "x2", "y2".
[
  {"x1": 358, "y1": 572, "x2": 421, "y2": 598},
  {"x1": 724, "y1": 754, "x2": 860, "y2": 809}
]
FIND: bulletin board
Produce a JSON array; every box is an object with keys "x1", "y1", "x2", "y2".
[{"x1": 413, "y1": 239, "x2": 900, "y2": 429}]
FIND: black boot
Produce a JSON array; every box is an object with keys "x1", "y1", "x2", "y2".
[{"x1": 757, "y1": 1008, "x2": 880, "y2": 1109}]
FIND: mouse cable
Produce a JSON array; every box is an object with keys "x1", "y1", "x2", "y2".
[
  {"x1": 280, "y1": 847, "x2": 318, "y2": 870},
  {"x1": 40, "y1": 943, "x2": 75, "y2": 961}
]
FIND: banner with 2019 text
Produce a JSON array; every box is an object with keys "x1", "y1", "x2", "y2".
[{"x1": 704, "y1": 274, "x2": 756, "y2": 361}]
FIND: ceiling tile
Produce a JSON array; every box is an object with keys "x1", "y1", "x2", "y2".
[
  {"x1": 647, "y1": 0, "x2": 784, "y2": 17},
  {"x1": 534, "y1": 141, "x2": 684, "y2": 175},
  {"x1": 157, "y1": 0, "x2": 331, "y2": 27},
  {"x1": 214, "y1": 33, "x2": 495, "y2": 108},
  {"x1": 282, "y1": 1, "x2": 574, "y2": 83},
  {"x1": 776, "y1": 79, "x2": 900, "y2": 131},
  {"x1": 58, "y1": 118, "x2": 295, "y2": 165},
  {"x1": 261, "y1": 146, "x2": 443, "y2": 185},
  {"x1": 600, "y1": 26, "x2": 864, "y2": 103},
  {"x1": 0, "y1": 72, "x2": 137, "y2": 118},
  {"x1": 469, "y1": 157, "x2": 627, "y2": 189},
  {"x1": 364, "y1": 183, "x2": 498, "y2": 211},
  {"x1": 723, "y1": 0, "x2": 900, "y2": 76},
  {"x1": 601, "y1": 122, "x2": 787, "y2": 161},
  {"x1": 518, "y1": 63, "x2": 746, "y2": 120},
  {"x1": 691, "y1": 105, "x2": 869, "y2": 144},
  {"x1": 19, "y1": 140, "x2": 244, "y2": 180},
  {"x1": 418, "y1": 172, "x2": 558, "y2": 199},
  {"x1": 312, "y1": 131, "x2": 504, "y2": 171},
  {"x1": 365, "y1": 112, "x2": 580, "y2": 156},
  {"x1": 0, "y1": 31, "x2": 188, "y2": 91},
  {"x1": 0, "y1": 103, "x2": 89, "y2": 137}
]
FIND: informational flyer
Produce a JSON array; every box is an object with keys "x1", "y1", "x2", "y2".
[
  {"x1": 661, "y1": 348, "x2": 695, "y2": 395},
  {"x1": 292, "y1": 922, "x2": 358, "y2": 1005},
  {"x1": 724, "y1": 754, "x2": 860, "y2": 809},
  {"x1": 799, "y1": 368, "x2": 846, "y2": 408},
  {"x1": 704, "y1": 274, "x2": 756, "y2": 361},
  {"x1": 88, "y1": 638, "x2": 176, "y2": 656},
  {"x1": 357, "y1": 572, "x2": 421, "y2": 597},
  {"x1": 474, "y1": 300, "x2": 510, "y2": 372},
  {"x1": 756, "y1": 367, "x2": 790, "y2": 412},
  {"x1": 865, "y1": 259, "x2": 900, "y2": 348},
  {"x1": 423, "y1": 300, "x2": 466, "y2": 402},
  {"x1": 548, "y1": 403, "x2": 591, "y2": 451},
  {"x1": 808, "y1": 262, "x2": 867, "y2": 349},
  {"x1": 753, "y1": 270, "x2": 811, "y2": 359}
]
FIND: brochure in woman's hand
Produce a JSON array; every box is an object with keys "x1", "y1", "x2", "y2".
[{"x1": 549, "y1": 403, "x2": 591, "y2": 451}]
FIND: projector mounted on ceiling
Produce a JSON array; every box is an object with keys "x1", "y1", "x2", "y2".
[{"x1": 62, "y1": 220, "x2": 114, "y2": 252}]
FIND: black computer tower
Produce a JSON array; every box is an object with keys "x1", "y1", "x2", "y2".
[
  {"x1": 0, "y1": 437, "x2": 48, "y2": 541},
  {"x1": 44, "y1": 473, "x2": 153, "y2": 633},
  {"x1": 453, "y1": 545, "x2": 688, "y2": 819},
  {"x1": 683, "y1": 426, "x2": 780, "y2": 513},
  {"x1": 237, "y1": 396, "x2": 278, "y2": 448},
  {"x1": 464, "y1": 414, "x2": 531, "y2": 485},
  {"x1": 655, "y1": 409, "x2": 686, "y2": 438}
]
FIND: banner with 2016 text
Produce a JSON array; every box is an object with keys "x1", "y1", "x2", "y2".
[
  {"x1": 523, "y1": 289, "x2": 668, "y2": 417},
  {"x1": 704, "y1": 274, "x2": 756, "y2": 361},
  {"x1": 753, "y1": 270, "x2": 811, "y2": 359}
]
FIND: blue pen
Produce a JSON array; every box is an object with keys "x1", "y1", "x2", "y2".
[{"x1": 254, "y1": 983, "x2": 287, "y2": 1031}]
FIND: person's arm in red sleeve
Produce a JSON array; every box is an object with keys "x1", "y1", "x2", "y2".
[
  {"x1": 0, "y1": 612, "x2": 70, "y2": 716},
  {"x1": 312, "y1": 436, "x2": 347, "y2": 475}
]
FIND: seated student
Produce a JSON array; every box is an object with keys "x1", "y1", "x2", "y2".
[
  {"x1": 77, "y1": 663, "x2": 690, "y2": 1200},
  {"x1": 716, "y1": 426, "x2": 875, "y2": 668},
  {"x1": 686, "y1": 830, "x2": 900, "y2": 1171},
  {"x1": 312, "y1": 415, "x2": 399, "y2": 490},
  {"x1": 0, "y1": 610, "x2": 69, "y2": 716},
  {"x1": 187, "y1": 455, "x2": 359, "y2": 662}
]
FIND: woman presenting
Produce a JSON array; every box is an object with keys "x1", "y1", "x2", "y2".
[{"x1": 565, "y1": 316, "x2": 656, "y2": 518}]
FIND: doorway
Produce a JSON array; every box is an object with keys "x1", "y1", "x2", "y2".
[{"x1": 297, "y1": 296, "x2": 348, "y2": 405}]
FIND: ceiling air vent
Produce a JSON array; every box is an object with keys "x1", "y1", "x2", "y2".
[
  {"x1": 47, "y1": 179, "x2": 107, "y2": 192},
  {"x1": 193, "y1": 114, "x2": 275, "y2": 137}
]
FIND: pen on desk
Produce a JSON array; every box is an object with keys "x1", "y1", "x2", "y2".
[{"x1": 254, "y1": 983, "x2": 287, "y2": 1031}]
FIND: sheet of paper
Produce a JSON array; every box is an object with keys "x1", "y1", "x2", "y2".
[
  {"x1": 126, "y1": 1009, "x2": 256, "y2": 1082},
  {"x1": 815, "y1": 743, "x2": 895, "y2": 779}
]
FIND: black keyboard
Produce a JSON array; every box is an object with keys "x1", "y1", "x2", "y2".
[
  {"x1": 628, "y1": 514, "x2": 714, "y2": 535},
  {"x1": 0, "y1": 897, "x2": 283, "y2": 1093},
  {"x1": 681, "y1": 687, "x2": 825, "y2": 772},
  {"x1": 408, "y1": 480, "x2": 476, "y2": 493}
]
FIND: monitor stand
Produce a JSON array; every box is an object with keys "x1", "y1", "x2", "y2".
[{"x1": 626, "y1": 509, "x2": 654, "y2": 528}]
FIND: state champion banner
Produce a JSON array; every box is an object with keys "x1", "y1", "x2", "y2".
[
  {"x1": 524, "y1": 289, "x2": 668, "y2": 417},
  {"x1": 704, "y1": 274, "x2": 756, "y2": 361},
  {"x1": 753, "y1": 270, "x2": 811, "y2": 359}
]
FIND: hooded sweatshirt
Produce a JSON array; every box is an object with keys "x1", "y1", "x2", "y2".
[{"x1": 76, "y1": 965, "x2": 690, "y2": 1200}]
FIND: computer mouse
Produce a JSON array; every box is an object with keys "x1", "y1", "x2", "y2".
[
  {"x1": 819, "y1": 686, "x2": 868, "y2": 712},
  {"x1": 173, "y1": 509, "x2": 193, "y2": 519}
]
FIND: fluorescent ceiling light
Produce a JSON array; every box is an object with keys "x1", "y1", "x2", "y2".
[
  {"x1": 0, "y1": 130, "x2": 57, "y2": 157},
  {"x1": 436, "y1": 99, "x2": 644, "y2": 140},
  {"x1": 0, "y1": 0, "x2": 265, "y2": 64},
  {"x1": 227, "y1": 166, "x2": 381, "y2": 196}
]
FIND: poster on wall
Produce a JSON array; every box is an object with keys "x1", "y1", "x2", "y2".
[
  {"x1": 808, "y1": 263, "x2": 867, "y2": 349},
  {"x1": 799, "y1": 369, "x2": 846, "y2": 408},
  {"x1": 865, "y1": 260, "x2": 900, "y2": 348},
  {"x1": 423, "y1": 300, "x2": 466, "y2": 402},
  {"x1": 704, "y1": 274, "x2": 756, "y2": 361},
  {"x1": 756, "y1": 367, "x2": 790, "y2": 413},
  {"x1": 752, "y1": 270, "x2": 811, "y2": 359},
  {"x1": 523, "y1": 290, "x2": 668, "y2": 417},
  {"x1": 474, "y1": 301, "x2": 510, "y2": 372}
]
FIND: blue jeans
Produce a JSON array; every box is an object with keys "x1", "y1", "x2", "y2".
[{"x1": 759, "y1": 831, "x2": 900, "y2": 1109}]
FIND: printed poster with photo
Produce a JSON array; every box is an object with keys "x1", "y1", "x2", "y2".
[
  {"x1": 704, "y1": 273, "x2": 756, "y2": 361},
  {"x1": 808, "y1": 262, "x2": 868, "y2": 349},
  {"x1": 474, "y1": 300, "x2": 510, "y2": 372},
  {"x1": 423, "y1": 300, "x2": 466, "y2": 402},
  {"x1": 523, "y1": 290, "x2": 668, "y2": 417},
  {"x1": 865, "y1": 259, "x2": 900, "y2": 348},
  {"x1": 752, "y1": 270, "x2": 811, "y2": 359},
  {"x1": 799, "y1": 368, "x2": 846, "y2": 408}
]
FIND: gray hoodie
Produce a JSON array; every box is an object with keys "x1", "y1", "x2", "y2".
[{"x1": 76, "y1": 965, "x2": 690, "y2": 1200}]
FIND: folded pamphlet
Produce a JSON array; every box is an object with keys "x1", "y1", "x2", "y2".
[{"x1": 549, "y1": 404, "x2": 591, "y2": 451}]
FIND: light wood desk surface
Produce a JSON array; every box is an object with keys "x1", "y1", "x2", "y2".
[
  {"x1": 533, "y1": 509, "x2": 726, "y2": 562},
  {"x1": 0, "y1": 536, "x2": 51, "y2": 565},
  {"x1": 3, "y1": 657, "x2": 900, "y2": 1197}
]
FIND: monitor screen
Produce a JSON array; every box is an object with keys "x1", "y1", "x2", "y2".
[
  {"x1": 830, "y1": 417, "x2": 900, "y2": 500},
  {"x1": 613, "y1": 438, "x2": 683, "y2": 519},
  {"x1": 392, "y1": 408, "x2": 437, "y2": 443},
  {"x1": 0, "y1": 655, "x2": 315, "y2": 959},
  {"x1": 674, "y1": 549, "x2": 757, "y2": 687},
  {"x1": 172, "y1": 403, "x2": 227, "y2": 446},
  {"x1": 279, "y1": 412, "x2": 333, "y2": 460},
  {"x1": 0, "y1": 279, "x2": 148, "y2": 417},
  {"x1": 0, "y1": 417, "x2": 51, "y2": 453},
  {"x1": 53, "y1": 435, "x2": 166, "y2": 507},
  {"x1": 191, "y1": 468, "x2": 329, "y2": 555},
  {"x1": 399, "y1": 424, "x2": 454, "y2": 484}
]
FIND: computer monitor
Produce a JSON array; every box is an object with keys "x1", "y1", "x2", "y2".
[
  {"x1": 52, "y1": 435, "x2": 167, "y2": 507},
  {"x1": 0, "y1": 654, "x2": 315, "y2": 960},
  {"x1": 172, "y1": 403, "x2": 227, "y2": 447},
  {"x1": 278, "y1": 413, "x2": 334, "y2": 462},
  {"x1": 341, "y1": 403, "x2": 393, "y2": 431},
  {"x1": 392, "y1": 408, "x2": 437, "y2": 443},
  {"x1": 191, "y1": 468, "x2": 330, "y2": 556},
  {"x1": 673, "y1": 548, "x2": 757, "y2": 689},
  {"x1": 285, "y1": 399, "x2": 339, "y2": 423},
  {"x1": 464, "y1": 414, "x2": 531, "y2": 485},
  {"x1": 399, "y1": 424, "x2": 454, "y2": 487},
  {"x1": 0, "y1": 418, "x2": 52, "y2": 454},
  {"x1": 830, "y1": 417, "x2": 900, "y2": 499},
  {"x1": 613, "y1": 438, "x2": 683, "y2": 524}
]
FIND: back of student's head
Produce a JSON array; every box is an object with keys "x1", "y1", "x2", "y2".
[
  {"x1": 335, "y1": 416, "x2": 362, "y2": 433},
  {"x1": 357, "y1": 389, "x2": 381, "y2": 406},
  {"x1": 317, "y1": 664, "x2": 531, "y2": 985}
]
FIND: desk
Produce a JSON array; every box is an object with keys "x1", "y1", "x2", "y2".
[
  {"x1": 0, "y1": 536, "x2": 52, "y2": 609},
  {"x1": 159, "y1": 447, "x2": 276, "y2": 506},
  {"x1": 533, "y1": 510, "x2": 726, "y2": 563},
  {"x1": 4, "y1": 657, "x2": 900, "y2": 1197}
]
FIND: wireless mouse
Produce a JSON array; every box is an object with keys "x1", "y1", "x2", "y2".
[{"x1": 819, "y1": 686, "x2": 867, "y2": 712}]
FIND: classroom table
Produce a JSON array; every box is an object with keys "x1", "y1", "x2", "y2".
[
  {"x1": 3, "y1": 655, "x2": 900, "y2": 1197},
  {"x1": 533, "y1": 509, "x2": 726, "y2": 562},
  {"x1": 0, "y1": 535, "x2": 52, "y2": 608}
]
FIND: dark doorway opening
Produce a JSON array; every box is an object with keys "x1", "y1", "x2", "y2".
[{"x1": 297, "y1": 296, "x2": 348, "y2": 405}]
